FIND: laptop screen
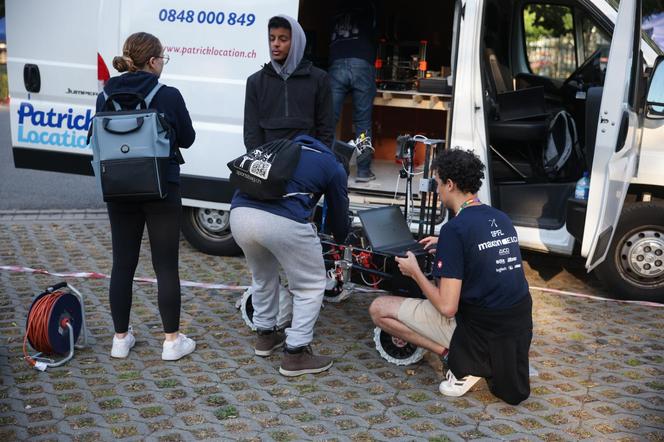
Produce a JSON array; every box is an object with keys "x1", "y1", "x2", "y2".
[{"x1": 359, "y1": 206, "x2": 416, "y2": 250}]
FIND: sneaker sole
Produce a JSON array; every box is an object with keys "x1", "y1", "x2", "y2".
[
  {"x1": 439, "y1": 375, "x2": 481, "y2": 397},
  {"x1": 278, "y1": 360, "x2": 333, "y2": 377},
  {"x1": 161, "y1": 342, "x2": 196, "y2": 361},
  {"x1": 255, "y1": 340, "x2": 285, "y2": 357},
  {"x1": 355, "y1": 177, "x2": 376, "y2": 183}
]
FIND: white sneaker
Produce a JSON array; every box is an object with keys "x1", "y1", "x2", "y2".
[
  {"x1": 439, "y1": 370, "x2": 481, "y2": 397},
  {"x1": 111, "y1": 327, "x2": 136, "y2": 358},
  {"x1": 162, "y1": 333, "x2": 196, "y2": 361}
]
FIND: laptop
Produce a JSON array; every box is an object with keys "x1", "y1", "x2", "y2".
[
  {"x1": 496, "y1": 86, "x2": 548, "y2": 121},
  {"x1": 358, "y1": 206, "x2": 428, "y2": 257}
]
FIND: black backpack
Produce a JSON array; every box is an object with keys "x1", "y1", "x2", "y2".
[{"x1": 227, "y1": 139, "x2": 302, "y2": 200}]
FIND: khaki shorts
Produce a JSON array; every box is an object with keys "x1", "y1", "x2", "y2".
[{"x1": 397, "y1": 298, "x2": 456, "y2": 348}]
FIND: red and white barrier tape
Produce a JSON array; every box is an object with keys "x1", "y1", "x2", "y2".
[
  {"x1": 529, "y1": 286, "x2": 663, "y2": 308},
  {"x1": 0, "y1": 265, "x2": 661, "y2": 307},
  {"x1": 0, "y1": 265, "x2": 249, "y2": 291}
]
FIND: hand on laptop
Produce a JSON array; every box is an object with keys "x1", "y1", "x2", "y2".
[
  {"x1": 419, "y1": 236, "x2": 438, "y2": 254},
  {"x1": 395, "y1": 252, "x2": 420, "y2": 278}
]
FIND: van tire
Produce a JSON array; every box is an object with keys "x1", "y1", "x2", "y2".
[
  {"x1": 181, "y1": 207, "x2": 242, "y2": 256},
  {"x1": 594, "y1": 202, "x2": 664, "y2": 303}
]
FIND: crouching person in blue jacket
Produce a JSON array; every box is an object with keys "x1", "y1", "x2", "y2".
[{"x1": 230, "y1": 135, "x2": 349, "y2": 376}]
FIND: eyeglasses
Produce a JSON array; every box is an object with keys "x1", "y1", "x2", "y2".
[{"x1": 157, "y1": 54, "x2": 170, "y2": 65}]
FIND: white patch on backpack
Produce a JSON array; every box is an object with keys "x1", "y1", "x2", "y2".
[{"x1": 250, "y1": 160, "x2": 271, "y2": 179}]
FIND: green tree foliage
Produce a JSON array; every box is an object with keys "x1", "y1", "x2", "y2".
[{"x1": 524, "y1": 4, "x2": 573, "y2": 40}]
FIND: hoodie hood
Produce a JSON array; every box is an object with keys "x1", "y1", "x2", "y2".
[
  {"x1": 270, "y1": 14, "x2": 306, "y2": 80},
  {"x1": 102, "y1": 71, "x2": 160, "y2": 108}
]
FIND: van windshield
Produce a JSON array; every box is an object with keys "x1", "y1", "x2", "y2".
[{"x1": 607, "y1": 0, "x2": 664, "y2": 55}]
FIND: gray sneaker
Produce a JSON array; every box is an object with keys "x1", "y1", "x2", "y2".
[
  {"x1": 255, "y1": 329, "x2": 285, "y2": 357},
  {"x1": 355, "y1": 171, "x2": 376, "y2": 182},
  {"x1": 279, "y1": 345, "x2": 333, "y2": 377}
]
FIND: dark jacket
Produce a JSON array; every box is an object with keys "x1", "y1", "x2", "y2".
[
  {"x1": 243, "y1": 60, "x2": 334, "y2": 151},
  {"x1": 448, "y1": 294, "x2": 533, "y2": 405},
  {"x1": 231, "y1": 135, "x2": 349, "y2": 242},
  {"x1": 95, "y1": 71, "x2": 195, "y2": 183}
]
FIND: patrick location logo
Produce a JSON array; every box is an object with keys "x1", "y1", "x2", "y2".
[{"x1": 17, "y1": 102, "x2": 93, "y2": 149}]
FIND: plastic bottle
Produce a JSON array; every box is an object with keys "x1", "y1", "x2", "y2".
[{"x1": 575, "y1": 171, "x2": 590, "y2": 200}]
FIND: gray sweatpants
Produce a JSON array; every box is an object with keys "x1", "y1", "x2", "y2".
[{"x1": 230, "y1": 207, "x2": 326, "y2": 348}]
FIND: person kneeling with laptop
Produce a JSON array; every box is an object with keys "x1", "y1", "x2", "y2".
[{"x1": 369, "y1": 148, "x2": 533, "y2": 405}]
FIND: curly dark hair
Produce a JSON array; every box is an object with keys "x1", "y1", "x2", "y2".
[{"x1": 433, "y1": 148, "x2": 485, "y2": 194}]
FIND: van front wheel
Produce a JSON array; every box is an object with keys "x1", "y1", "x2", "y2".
[
  {"x1": 595, "y1": 202, "x2": 664, "y2": 303},
  {"x1": 181, "y1": 207, "x2": 242, "y2": 256}
]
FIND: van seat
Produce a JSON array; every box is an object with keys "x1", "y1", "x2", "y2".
[
  {"x1": 489, "y1": 119, "x2": 547, "y2": 142},
  {"x1": 585, "y1": 87, "x2": 603, "y2": 171}
]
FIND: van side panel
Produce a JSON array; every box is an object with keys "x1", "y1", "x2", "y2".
[
  {"x1": 107, "y1": 0, "x2": 298, "y2": 205},
  {"x1": 7, "y1": 0, "x2": 99, "y2": 170}
]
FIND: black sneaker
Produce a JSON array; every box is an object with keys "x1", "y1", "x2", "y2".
[
  {"x1": 255, "y1": 329, "x2": 285, "y2": 357},
  {"x1": 356, "y1": 171, "x2": 376, "y2": 182},
  {"x1": 279, "y1": 345, "x2": 333, "y2": 377}
]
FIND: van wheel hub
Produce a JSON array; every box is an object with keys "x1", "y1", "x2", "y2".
[
  {"x1": 196, "y1": 209, "x2": 230, "y2": 233},
  {"x1": 621, "y1": 230, "x2": 664, "y2": 279}
]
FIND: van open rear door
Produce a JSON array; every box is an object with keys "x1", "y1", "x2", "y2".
[{"x1": 581, "y1": 0, "x2": 643, "y2": 271}]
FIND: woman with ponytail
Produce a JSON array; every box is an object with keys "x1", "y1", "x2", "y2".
[{"x1": 96, "y1": 32, "x2": 196, "y2": 361}]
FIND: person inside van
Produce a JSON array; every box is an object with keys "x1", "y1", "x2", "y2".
[
  {"x1": 230, "y1": 135, "x2": 349, "y2": 376},
  {"x1": 329, "y1": 0, "x2": 378, "y2": 182},
  {"x1": 97, "y1": 32, "x2": 196, "y2": 361},
  {"x1": 243, "y1": 15, "x2": 334, "y2": 151},
  {"x1": 369, "y1": 148, "x2": 533, "y2": 405}
]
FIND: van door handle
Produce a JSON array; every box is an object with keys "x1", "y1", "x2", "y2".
[
  {"x1": 23, "y1": 64, "x2": 41, "y2": 93},
  {"x1": 615, "y1": 111, "x2": 629, "y2": 153}
]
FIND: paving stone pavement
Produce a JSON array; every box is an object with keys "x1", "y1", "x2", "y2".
[{"x1": 0, "y1": 212, "x2": 662, "y2": 441}]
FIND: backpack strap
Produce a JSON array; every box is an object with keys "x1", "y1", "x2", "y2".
[
  {"x1": 143, "y1": 83, "x2": 164, "y2": 109},
  {"x1": 566, "y1": 111, "x2": 585, "y2": 167},
  {"x1": 102, "y1": 91, "x2": 122, "y2": 111},
  {"x1": 281, "y1": 143, "x2": 322, "y2": 199},
  {"x1": 545, "y1": 110, "x2": 574, "y2": 175}
]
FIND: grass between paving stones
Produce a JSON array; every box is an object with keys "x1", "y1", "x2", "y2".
[
  {"x1": 156, "y1": 379, "x2": 179, "y2": 388},
  {"x1": 117, "y1": 370, "x2": 140, "y2": 381},
  {"x1": 270, "y1": 430, "x2": 297, "y2": 442},
  {"x1": 98, "y1": 398, "x2": 123, "y2": 410},
  {"x1": 139, "y1": 406, "x2": 164, "y2": 418},
  {"x1": 214, "y1": 405, "x2": 238, "y2": 420},
  {"x1": 111, "y1": 426, "x2": 138, "y2": 438},
  {"x1": 64, "y1": 404, "x2": 88, "y2": 416},
  {"x1": 206, "y1": 395, "x2": 228, "y2": 406}
]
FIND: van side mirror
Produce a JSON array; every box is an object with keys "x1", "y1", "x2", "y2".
[{"x1": 646, "y1": 55, "x2": 664, "y2": 118}]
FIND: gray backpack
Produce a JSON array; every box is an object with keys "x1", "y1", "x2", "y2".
[
  {"x1": 89, "y1": 83, "x2": 173, "y2": 202},
  {"x1": 542, "y1": 110, "x2": 584, "y2": 179}
]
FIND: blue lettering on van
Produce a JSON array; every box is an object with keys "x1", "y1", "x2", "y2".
[
  {"x1": 16, "y1": 102, "x2": 92, "y2": 149},
  {"x1": 18, "y1": 102, "x2": 92, "y2": 130}
]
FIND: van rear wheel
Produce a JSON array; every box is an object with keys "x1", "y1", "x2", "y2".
[
  {"x1": 595, "y1": 202, "x2": 664, "y2": 303},
  {"x1": 181, "y1": 207, "x2": 242, "y2": 256}
]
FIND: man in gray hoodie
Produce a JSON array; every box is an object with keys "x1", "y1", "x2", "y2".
[{"x1": 243, "y1": 15, "x2": 335, "y2": 151}]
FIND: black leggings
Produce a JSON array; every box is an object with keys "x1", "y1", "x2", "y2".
[{"x1": 107, "y1": 183, "x2": 182, "y2": 334}]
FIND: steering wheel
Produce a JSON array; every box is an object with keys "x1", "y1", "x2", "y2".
[{"x1": 563, "y1": 48, "x2": 606, "y2": 91}]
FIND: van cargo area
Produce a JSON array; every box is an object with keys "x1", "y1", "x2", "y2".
[{"x1": 299, "y1": 0, "x2": 455, "y2": 208}]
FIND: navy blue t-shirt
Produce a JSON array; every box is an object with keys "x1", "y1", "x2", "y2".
[{"x1": 432, "y1": 204, "x2": 529, "y2": 309}]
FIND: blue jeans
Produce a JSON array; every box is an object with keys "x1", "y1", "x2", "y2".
[{"x1": 329, "y1": 58, "x2": 377, "y2": 173}]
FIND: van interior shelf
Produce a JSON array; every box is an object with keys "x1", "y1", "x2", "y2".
[{"x1": 374, "y1": 90, "x2": 451, "y2": 111}]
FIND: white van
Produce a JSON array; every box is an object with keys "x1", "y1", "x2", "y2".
[{"x1": 6, "y1": 0, "x2": 664, "y2": 302}]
